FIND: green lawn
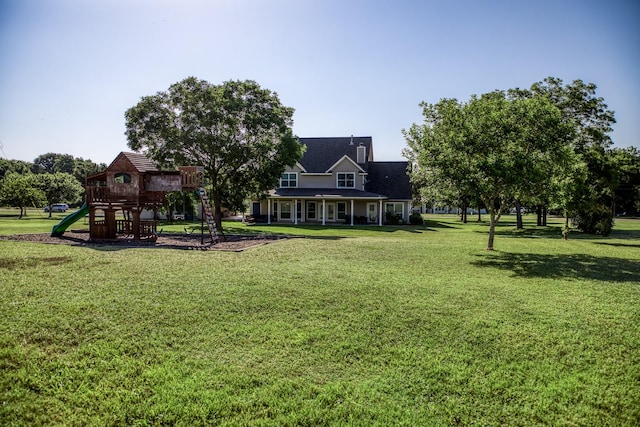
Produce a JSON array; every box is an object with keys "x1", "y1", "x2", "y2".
[{"x1": 1, "y1": 210, "x2": 639, "y2": 425}]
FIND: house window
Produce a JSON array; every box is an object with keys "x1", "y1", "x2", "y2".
[
  {"x1": 337, "y1": 202, "x2": 347, "y2": 220},
  {"x1": 307, "y1": 202, "x2": 316, "y2": 219},
  {"x1": 280, "y1": 202, "x2": 292, "y2": 220},
  {"x1": 114, "y1": 173, "x2": 131, "y2": 184},
  {"x1": 385, "y1": 202, "x2": 404, "y2": 218},
  {"x1": 337, "y1": 172, "x2": 355, "y2": 188},
  {"x1": 280, "y1": 173, "x2": 297, "y2": 188}
]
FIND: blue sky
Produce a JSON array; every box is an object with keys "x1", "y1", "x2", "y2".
[{"x1": 1, "y1": 0, "x2": 638, "y2": 165}]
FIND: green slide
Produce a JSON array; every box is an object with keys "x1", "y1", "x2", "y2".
[{"x1": 51, "y1": 202, "x2": 89, "y2": 237}]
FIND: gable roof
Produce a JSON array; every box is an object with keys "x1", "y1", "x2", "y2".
[
  {"x1": 298, "y1": 137, "x2": 373, "y2": 173},
  {"x1": 325, "y1": 155, "x2": 366, "y2": 173},
  {"x1": 365, "y1": 162, "x2": 412, "y2": 200},
  {"x1": 107, "y1": 152, "x2": 159, "y2": 173}
]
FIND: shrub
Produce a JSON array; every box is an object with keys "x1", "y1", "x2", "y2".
[
  {"x1": 385, "y1": 211, "x2": 401, "y2": 225},
  {"x1": 572, "y1": 205, "x2": 614, "y2": 236},
  {"x1": 409, "y1": 212, "x2": 424, "y2": 225}
]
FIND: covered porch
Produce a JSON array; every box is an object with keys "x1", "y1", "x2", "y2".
[{"x1": 254, "y1": 189, "x2": 398, "y2": 226}]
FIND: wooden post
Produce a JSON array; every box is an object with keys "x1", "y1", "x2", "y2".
[{"x1": 132, "y1": 208, "x2": 141, "y2": 240}]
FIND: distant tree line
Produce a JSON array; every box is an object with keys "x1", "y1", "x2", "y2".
[
  {"x1": 404, "y1": 77, "x2": 640, "y2": 250},
  {"x1": 0, "y1": 153, "x2": 107, "y2": 218}
]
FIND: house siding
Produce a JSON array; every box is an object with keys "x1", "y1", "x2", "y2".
[{"x1": 297, "y1": 175, "x2": 333, "y2": 188}]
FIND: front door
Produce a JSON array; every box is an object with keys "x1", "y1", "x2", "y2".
[
  {"x1": 329, "y1": 203, "x2": 336, "y2": 221},
  {"x1": 307, "y1": 201, "x2": 317, "y2": 221},
  {"x1": 323, "y1": 203, "x2": 336, "y2": 221}
]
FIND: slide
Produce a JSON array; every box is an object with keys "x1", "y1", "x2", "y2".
[{"x1": 51, "y1": 202, "x2": 89, "y2": 237}]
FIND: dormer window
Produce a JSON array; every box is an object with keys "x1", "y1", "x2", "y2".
[
  {"x1": 337, "y1": 172, "x2": 355, "y2": 188},
  {"x1": 114, "y1": 173, "x2": 131, "y2": 184},
  {"x1": 280, "y1": 172, "x2": 297, "y2": 188}
]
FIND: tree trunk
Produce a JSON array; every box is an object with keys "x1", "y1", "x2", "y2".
[
  {"x1": 536, "y1": 206, "x2": 542, "y2": 226},
  {"x1": 211, "y1": 192, "x2": 225, "y2": 235},
  {"x1": 461, "y1": 205, "x2": 468, "y2": 223},
  {"x1": 487, "y1": 208, "x2": 497, "y2": 250},
  {"x1": 19, "y1": 207, "x2": 24, "y2": 219},
  {"x1": 542, "y1": 206, "x2": 547, "y2": 226},
  {"x1": 563, "y1": 211, "x2": 570, "y2": 240},
  {"x1": 477, "y1": 206, "x2": 482, "y2": 222},
  {"x1": 515, "y1": 200, "x2": 523, "y2": 230}
]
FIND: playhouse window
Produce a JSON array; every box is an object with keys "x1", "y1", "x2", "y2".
[{"x1": 114, "y1": 173, "x2": 131, "y2": 184}]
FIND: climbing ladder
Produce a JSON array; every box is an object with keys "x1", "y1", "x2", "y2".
[{"x1": 197, "y1": 187, "x2": 219, "y2": 244}]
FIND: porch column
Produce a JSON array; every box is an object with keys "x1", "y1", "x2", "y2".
[
  {"x1": 379, "y1": 199, "x2": 383, "y2": 226},
  {"x1": 322, "y1": 199, "x2": 326, "y2": 226},
  {"x1": 267, "y1": 199, "x2": 271, "y2": 224},
  {"x1": 294, "y1": 199, "x2": 298, "y2": 225},
  {"x1": 350, "y1": 199, "x2": 354, "y2": 226}
]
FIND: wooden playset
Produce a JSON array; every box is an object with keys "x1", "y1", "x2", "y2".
[{"x1": 51, "y1": 152, "x2": 218, "y2": 243}]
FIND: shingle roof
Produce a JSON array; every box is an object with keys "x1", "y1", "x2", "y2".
[
  {"x1": 270, "y1": 188, "x2": 386, "y2": 199},
  {"x1": 116, "y1": 152, "x2": 159, "y2": 173},
  {"x1": 365, "y1": 162, "x2": 412, "y2": 200},
  {"x1": 298, "y1": 137, "x2": 373, "y2": 172}
]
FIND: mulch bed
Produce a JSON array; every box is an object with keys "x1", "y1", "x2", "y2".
[{"x1": 0, "y1": 230, "x2": 286, "y2": 252}]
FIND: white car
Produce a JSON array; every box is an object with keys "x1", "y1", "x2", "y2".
[{"x1": 44, "y1": 203, "x2": 69, "y2": 212}]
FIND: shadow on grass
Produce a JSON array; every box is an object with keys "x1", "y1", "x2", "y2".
[
  {"x1": 238, "y1": 223, "x2": 429, "y2": 235},
  {"x1": 472, "y1": 252, "x2": 640, "y2": 283},
  {"x1": 423, "y1": 220, "x2": 459, "y2": 231},
  {"x1": 477, "y1": 225, "x2": 640, "y2": 242},
  {"x1": 593, "y1": 241, "x2": 640, "y2": 249},
  {"x1": 490, "y1": 226, "x2": 566, "y2": 238},
  {"x1": 0, "y1": 256, "x2": 73, "y2": 270}
]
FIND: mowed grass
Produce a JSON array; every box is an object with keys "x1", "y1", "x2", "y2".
[
  {"x1": 1, "y1": 210, "x2": 639, "y2": 425},
  {"x1": 0, "y1": 208, "x2": 90, "y2": 235}
]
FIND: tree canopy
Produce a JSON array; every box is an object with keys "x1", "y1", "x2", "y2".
[
  {"x1": 404, "y1": 90, "x2": 574, "y2": 250},
  {"x1": 0, "y1": 159, "x2": 32, "y2": 178},
  {"x1": 34, "y1": 173, "x2": 84, "y2": 218},
  {"x1": 513, "y1": 78, "x2": 618, "y2": 234},
  {"x1": 125, "y1": 77, "x2": 304, "y2": 230},
  {"x1": 610, "y1": 146, "x2": 640, "y2": 216},
  {"x1": 0, "y1": 173, "x2": 45, "y2": 218}
]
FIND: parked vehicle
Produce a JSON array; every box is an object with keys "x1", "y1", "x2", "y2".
[
  {"x1": 44, "y1": 203, "x2": 69, "y2": 212},
  {"x1": 509, "y1": 207, "x2": 527, "y2": 214}
]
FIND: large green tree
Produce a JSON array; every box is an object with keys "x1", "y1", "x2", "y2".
[
  {"x1": 125, "y1": 77, "x2": 304, "y2": 231},
  {"x1": 72, "y1": 158, "x2": 107, "y2": 187},
  {"x1": 404, "y1": 91, "x2": 573, "y2": 250},
  {"x1": 32, "y1": 153, "x2": 105, "y2": 187},
  {"x1": 525, "y1": 78, "x2": 617, "y2": 230},
  {"x1": 34, "y1": 173, "x2": 84, "y2": 217},
  {"x1": 403, "y1": 98, "x2": 479, "y2": 223},
  {"x1": 0, "y1": 159, "x2": 32, "y2": 178},
  {"x1": 32, "y1": 153, "x2": 60, "y2": 174},
  {"x1": 609, "y1": 146, "x2": 640, "y2": 216},
  {"x1": 0, "y1": 173, "x2": 45, "y2": 218}
]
